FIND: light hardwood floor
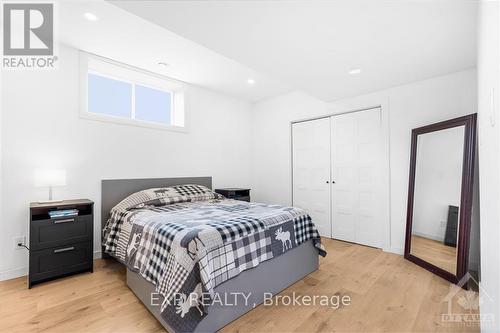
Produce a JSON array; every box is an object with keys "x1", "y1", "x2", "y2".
[
  {"x1": 410, "y1": 235, "x2": 457, "y2": 274},
  {"x1": 0, "y1": 239, "x2": 479, "y2": 333}
]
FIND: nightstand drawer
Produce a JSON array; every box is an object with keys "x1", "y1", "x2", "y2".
[
  {"x1": 29, "y1": 242, "x2": 92, "y2": 284},
  {"x1": 30, "y1": 215, "x2": 92, "y2": 250}
]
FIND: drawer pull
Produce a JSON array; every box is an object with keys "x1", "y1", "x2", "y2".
[
  {"x1": 53, "y1": 218, "x2": 74, "y2": 224},
  {"x1": 54, "y1": 246, "x2": 75, "y2": 253}
]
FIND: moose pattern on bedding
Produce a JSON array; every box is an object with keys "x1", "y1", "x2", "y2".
[{"x1": 103, "y1": 184, "x2": 326, "y2": 332}]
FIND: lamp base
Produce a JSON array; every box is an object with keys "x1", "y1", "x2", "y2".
[{"x1": 38, "y1": 186, "x2": 63, "y2": 204}]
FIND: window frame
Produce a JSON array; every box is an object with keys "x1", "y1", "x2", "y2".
[{"x1": 79, "y1": 52, "x2": 187, "y2": 132}]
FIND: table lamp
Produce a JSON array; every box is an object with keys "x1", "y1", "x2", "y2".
[{"x1": 34, "y1": 169, "x2": 66, "y2": 203}]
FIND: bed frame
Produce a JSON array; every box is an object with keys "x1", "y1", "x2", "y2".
[{"x1": 101, "y1": 177, "x2": 319, "y2": 333}]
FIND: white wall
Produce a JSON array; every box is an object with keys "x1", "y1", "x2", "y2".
[
  {"x1": 412, "y1": 126, "x2": 464, "y2": 241},
  {"x1": 0, "y1": 45, "x2": 253, "y2": 280},
  {"x1": 477, "y1": 1, "x2": 500, "y2": 331},
  {"x1": 0, "y1": 55, "x2": 3, "y2": 279},
  {"x1": 250, "y1": 91, "x2": 328, "y2": 205},
  {"x1": 251, "y1": 69, "x2": 477, "y2": 254}
]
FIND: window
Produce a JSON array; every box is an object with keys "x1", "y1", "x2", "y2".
[
  {"x1": 135, "y1": 84, "x2": 171, "y2": 124},
  {"x1": 88, "y1": 73, "x2": 132, "y2": 118},
  {"x1": 80, "y1": 53, "x2": 185, "y2": 130}
]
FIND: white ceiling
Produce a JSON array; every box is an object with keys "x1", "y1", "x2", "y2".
[
  {"x1": 58, "y1": 1, "x2": 291, "y2": 102},
  {"x1": 112, "y1": 0, "x2": 477, "y2": 102}
]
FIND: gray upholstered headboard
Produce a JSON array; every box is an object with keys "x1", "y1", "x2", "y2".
[{"x1": 101, "y1": 176, "x2": 212, "y2": 236}]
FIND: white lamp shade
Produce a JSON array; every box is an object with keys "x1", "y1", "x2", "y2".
[{"x1": 34, "y1": 169, "x2": 67, "y2": 187}]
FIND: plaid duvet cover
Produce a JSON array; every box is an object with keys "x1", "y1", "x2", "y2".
[{"x1": 103, "y1": 185, "x2": 326, "y2": 333}]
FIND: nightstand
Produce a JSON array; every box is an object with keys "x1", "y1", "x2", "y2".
[
  {"x1": 215, "y1": 188, "x2": 251, "y2": 202},
  {"x1": 29, "y1": 199, "x2": 94, "y2": 288}
]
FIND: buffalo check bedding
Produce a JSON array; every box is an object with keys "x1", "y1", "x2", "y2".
[{"x1": 103, "y1": 184, "x2": 326, "y2": 332}]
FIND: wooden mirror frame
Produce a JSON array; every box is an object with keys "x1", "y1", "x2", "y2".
[{"x1": 404, "y1": 114, "x2": 477, "y2": 284}]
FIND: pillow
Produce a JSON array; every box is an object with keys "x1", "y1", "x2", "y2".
[{"x1": 111, "y1": 184, "x2": 223, "y2": 213}]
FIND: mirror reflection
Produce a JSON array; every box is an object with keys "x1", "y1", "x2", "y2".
[{"x1": 410, "y1": 125, "x2": 465, "y2": 274}]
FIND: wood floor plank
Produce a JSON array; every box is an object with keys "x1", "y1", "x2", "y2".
[
  {"x1": 411, "y1": 236, "x2": 457, "y2": 274},
  {"x1": 0, "y1": 239, "x2": 480, "y2": 333}
]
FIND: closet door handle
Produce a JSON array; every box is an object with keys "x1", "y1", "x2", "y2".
[
  {"x1": 331, "y1": 180, "x2": 336, "y2": 184},
  {"x1": 326, "y1": 181, "x2": 330, "y2": 184}
]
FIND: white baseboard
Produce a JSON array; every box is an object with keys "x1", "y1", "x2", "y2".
[
  {"x1": 93, "y1": 250, "x2": 102, "y2": 259},
  {"x1": 412, "y1": 231, "x2": 444, "y2": 242},
  {"x1": 0, "y1": 266, "x2": 27, "y2": 281},
  {"x1": 388, "y1": 247, "x2": 404, "y2": 255}
]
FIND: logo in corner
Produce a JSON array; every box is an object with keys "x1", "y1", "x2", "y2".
[
  {"x1": 2, "y1": 2, "x2": 58, "y2": 70},
  {"x1": 441, "y1": 272, "x2": 495, "y2": 328}
]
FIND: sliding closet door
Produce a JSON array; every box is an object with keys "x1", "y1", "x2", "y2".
[
  {"x1": 331, "y1": 108, "x2": 383, "y2": 248},
  {"x1": 292, "y1": 118, "x2": 331, "y2": 237}
]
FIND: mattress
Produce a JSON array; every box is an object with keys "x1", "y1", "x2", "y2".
[{"x1": 102, "y1": 184, "x2": 325, "y2": 332}]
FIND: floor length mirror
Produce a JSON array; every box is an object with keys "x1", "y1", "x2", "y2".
[{"x1": 404, "y1": 114, "x2": 476, "y2": 284}]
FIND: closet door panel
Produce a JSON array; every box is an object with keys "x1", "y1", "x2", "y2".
[
  {"x1": 331, "y1": 115, "x2": 357, "y2": 242},
  {"x1": 292, "y1": 118, "x2": 331, "y2": 237},
  {"x1": 331, "y1": 108, "x2": 383, "y2": 247},
  {"x1": 356, "y1": 109, "x2": 383, "y2": 248}
]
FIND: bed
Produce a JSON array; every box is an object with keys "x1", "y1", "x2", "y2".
[{"x1": 101, "y1": 177, "x2": 325, "y2": 333}]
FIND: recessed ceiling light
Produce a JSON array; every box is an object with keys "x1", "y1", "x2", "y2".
[
  {"x1": 84, "y1": 12, "x2": 98, "y2": 21},
  {"x1": 158, "y1": 62, "x2": 169, "y2": 68},
  {"x1": 349, "y1": 68, "x2": 362, "y2": 75},
  {"x1": 247, "y1": 78, "x2": 255, "y2": 85}
]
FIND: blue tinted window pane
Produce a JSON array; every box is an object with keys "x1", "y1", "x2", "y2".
[
  {"x1": 135, "y1": 85, "x2": 171, "y2": 124},
  {"x1": 88, "y1": 73, "x2": 132, "y2": 118}
]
